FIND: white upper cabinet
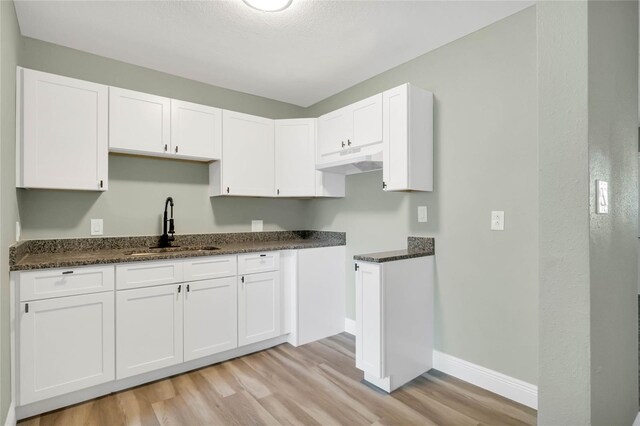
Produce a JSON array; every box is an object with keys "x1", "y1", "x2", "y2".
[
  {"x1": 171, "y1": 99, "x2": 222, "y2": 160},
  {"x1": 109, "y1": 87, "x2": 171, "y2": 156},
  {"x1": 316, "y1": 93, "x2": 382, "y2": 166},
  {"x1": 275, "y1": 119, "x2": 316, "y2": 197},
  {"x1": 351, "y1": 94, "x2": 383, "y2": 149},
  {"x1": 382, "y1": 83, "x2": 433, "y2": 192},
  {"x1": 209, "y1": 110, "x2": 275, "y2": 197},
  {"x1": 17, "y1": 68, "x2": 108, "y2": 191}
]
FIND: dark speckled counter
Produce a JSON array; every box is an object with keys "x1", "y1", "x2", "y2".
[
  {"x1": 10, "y1": 231, "x2": 345, "y2": 271},
  {"x1": 353, "y1": 236, "x2": 434, "y2": 263}
]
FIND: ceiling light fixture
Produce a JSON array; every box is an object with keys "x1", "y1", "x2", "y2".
[{"x1": 243, "y1": 0, "x2": 292, "y2": 12}]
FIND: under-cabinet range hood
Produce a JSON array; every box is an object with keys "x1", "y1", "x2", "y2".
[{"x1": 315, "y1": 149, "x2": 383, "y2": 175}]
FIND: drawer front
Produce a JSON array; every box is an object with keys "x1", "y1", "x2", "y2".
[
  {"x1": 116, "y1": 260, "x2": 183, "y2": 290},
  {"x1": 237, "y1": 252, "x2": 280, "y2": 275},
  {"x1": 19, "y1": 265, "x2": 115, "y2": 301},
  {"x1": 183, "y1": 255, "x2": 237, "y2": 282}
]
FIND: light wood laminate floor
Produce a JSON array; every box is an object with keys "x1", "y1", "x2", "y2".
[{"x1": 19, "y1": 333, "x2": 536, "y2": 426}]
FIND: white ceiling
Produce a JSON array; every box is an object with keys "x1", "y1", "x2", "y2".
[{"x1": 14, "y1": 0, "x2": 534, "y2": 107}]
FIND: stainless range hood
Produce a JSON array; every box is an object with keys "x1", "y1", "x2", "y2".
[{"x1": 315, "y1": 149, "x2": 383, "y2": 175}]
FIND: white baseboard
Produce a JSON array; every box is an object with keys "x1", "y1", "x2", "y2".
[
  {"x1": 344, "y1": 318, "x2": 356, "y2": 335},
  {"x1": 633, "y1": 411, "x2": 640, "y2": 426},
  {"x1": 432, "y1": 350, "x2": 537, "y2": 409},
  {"x1": 4, "y1": 401, "x2": 15, "y2": 426}
]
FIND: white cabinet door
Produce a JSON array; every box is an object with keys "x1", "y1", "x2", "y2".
[
  {"x1": 17, "y1": 68, "x2": 108, "y2": 191},
  {"x1": 109, "y1": 87, "x2": 170, "y2": 156},
  {"x1": 238, "y1": 271, "x2": 280, "y2": 346},
  {"x1": 219, "y1": 111, "x2": 275, "y2": 196},
  {"x1": 19, "y1": 292, "x2": 114, "y2": 404},
  {"x1": 351, "y1": 93, "x2": 383, "y2": 149},
  {"x1": 275, "y1": 119, "x2": 316, "y2": 197},
  {"x1": 171, "y1": 99, "x2": 222, "y2": 160},
  {"x1": 116, "y1": 284, "x2": 183, "y2": 379},
  {"x1": 382, "y1": 84, "x2": 433, "y2": 192},
  {"x1": 184, "y1": 277, "x2": 237, "y2": 361},
  {"x1": 317, "y1": 106, "x2": 351, "y2": 162},
  {"x1": 355, "y1": 262, "x2": 383, "y2": 377}
]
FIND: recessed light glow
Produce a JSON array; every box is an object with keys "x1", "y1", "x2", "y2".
[{"x1": 243, "y1": 0, "x2": 292, "y2": 12}]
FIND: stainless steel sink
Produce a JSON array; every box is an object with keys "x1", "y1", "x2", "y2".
[{"x1": 125, "y1": 246, "x2": 220, "y2": 256}]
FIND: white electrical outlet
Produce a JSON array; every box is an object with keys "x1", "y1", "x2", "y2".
[
  {"x1": 491, "y1": 211, "x2": 505, "y2": 231},
  {"x1": 91, "y1": 219, "x2": 104, "y2": 236},
  {"x1": 251, "y1": 220, "x2": 263, "y2": 232},
  {"x1": 418, "y1": 206, "x2": 428, "y2": 223},
  {"x1": 596, "y1": 180, "x2": 609, "y2": 214}
]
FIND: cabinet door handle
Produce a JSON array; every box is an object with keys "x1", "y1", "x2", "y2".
[
  {"x1": 347, "y1": 139, "x2": 352, "y2": 146},
  {"x1": 341, "y1": 141, "x2": 345, "y2": 148},
  {"x1": 277, "y1": 189, "x2": 280, "y2": 195},
  {"x1": 175, "y1": 146, "x2": 179, "y2": 153},
  {"x1": 62, "y1": 270, "x2": 74, "y2": 275},
  {"x1": 226, "y1": 187, "x2": 230, "y2": 194},
  {"x1": 99, "y1": 180, "x2": 104, "y2": 189},
  {"x1": 186, "y1": 284, "x2": 190, "y2": 292},
  {"x1": 259, "y1": 254, "x2": 267, "y2": 257},
  {"x1": 178, "y1": 284, "x2": 182, "y2": 293},
  {"x1": 164, "y1": 144, "x2": 168, "y2": 152},
  {"x1": 25, "y1": 303, "x2": 29, "y2": 313},
  {"x1": 355, "y1": 263, "x2": 359, "y2": 271},
  {"x1": 241, "y1": 276, "x2": 245, "y2": 283},
  {"x1": 382, "y1": 181, "x2": 387, "y2": 190}
]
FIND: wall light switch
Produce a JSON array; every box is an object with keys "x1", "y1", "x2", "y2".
[
  {"x1": 491, "y1": 211, "x2": 505, "y2": 231},
  {"x1": 252, "y1": 220, "x2": 263, "y2": 232},
  {"x1": 596, "y1": 180, "x2": 609, "y2": 214},
  {"x1": 91, "y1": 219, "x2": 103, "y2": 236},
  {"x1": 418, "y1": 206, "x2": 428, "y2": 223}
]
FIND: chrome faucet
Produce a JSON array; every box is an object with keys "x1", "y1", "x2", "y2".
[{"x1": 159, "y1": 197, "x2": 175, "y2": 247}]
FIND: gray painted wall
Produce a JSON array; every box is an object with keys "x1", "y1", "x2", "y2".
[
  {"x1": 0, "y1": 1, "x2": 21, "y2": 424},
  {"x1": 587, "y1": 1, "x2": 638, "y2": 423},
  {"x1": 305, "y1": 7, "x2": 538, "y2": 385},
  {"x1": 538, "y1": 1, "x2": 639, "y2": 424}
]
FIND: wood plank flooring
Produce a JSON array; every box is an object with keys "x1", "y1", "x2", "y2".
[{"x1": 19, "y1": 333, "x2": 536, "y2": 426}]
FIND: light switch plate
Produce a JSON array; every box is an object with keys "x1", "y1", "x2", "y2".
[
  {"x1": 596, "y1": 180, "x2": 609, "y2": 214},
  {"x1": 91, "y1": 219, "x2": 103, "y2": 236},
  {"x1": 418, "y1": 206, "x2": 428, "y2": 223},
  {"x1": 251, "y1": 220, "x2": 263, "y2": 232},
  {"x1": 491, "y1": 211, "x2": 505, "y2": 231}
]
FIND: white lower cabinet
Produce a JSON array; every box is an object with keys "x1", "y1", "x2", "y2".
[
  {"x1": 183, "y1": 277, "x2": 237, "y2": 362},
  {"x1": 238, "y1": 271, "x2": 281, "y2": 346},
  {"x1": 355, "y1": 256, "x2": 434, "y2": 393},
  {"x1": 19, "y1": 292, "x2": 114, "y2": 405},
  {"x1": 116, "y1": 283, "x2": 183, "y2": 379}
]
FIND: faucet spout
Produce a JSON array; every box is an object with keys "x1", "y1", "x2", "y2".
[{"x1": 160, "y1": 197, "x2": 175, "y2": 247}]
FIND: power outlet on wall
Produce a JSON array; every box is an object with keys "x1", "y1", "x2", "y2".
[
  {"x1": 251, "y1": 220, "x2": 263, "y2": 232},
  {"x1": 91, "y1": 219, "x2": 104, "y2": 236},
  {"x1": 418, "y1": 206, "x2": 428, "y2": 223}
]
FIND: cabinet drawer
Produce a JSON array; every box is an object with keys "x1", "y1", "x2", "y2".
[
  {"x1": 237, "y1": 252, "x2": 280, "y2": 275},
  {"x1": 19, "y1": 265, "x2": 114, "y2": 302},
  {"x1": 183, "y1": 255, "x2": 237, "y2": 282},
  {"x1": 116, "y1": 260, "x2": 183, "y2": 290}
]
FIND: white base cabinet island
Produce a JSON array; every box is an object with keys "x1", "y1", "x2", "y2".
[{"x1": 355, "y1": 255, "x2": 434, "y2": 393}]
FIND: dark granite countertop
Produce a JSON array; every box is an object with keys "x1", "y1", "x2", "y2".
[
  {"x1": 353, "y1": 236, "x2": 434, "y2": 263},
  {"x1": 10, "y1": 231, "x2": 345, "y2": 271}
]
